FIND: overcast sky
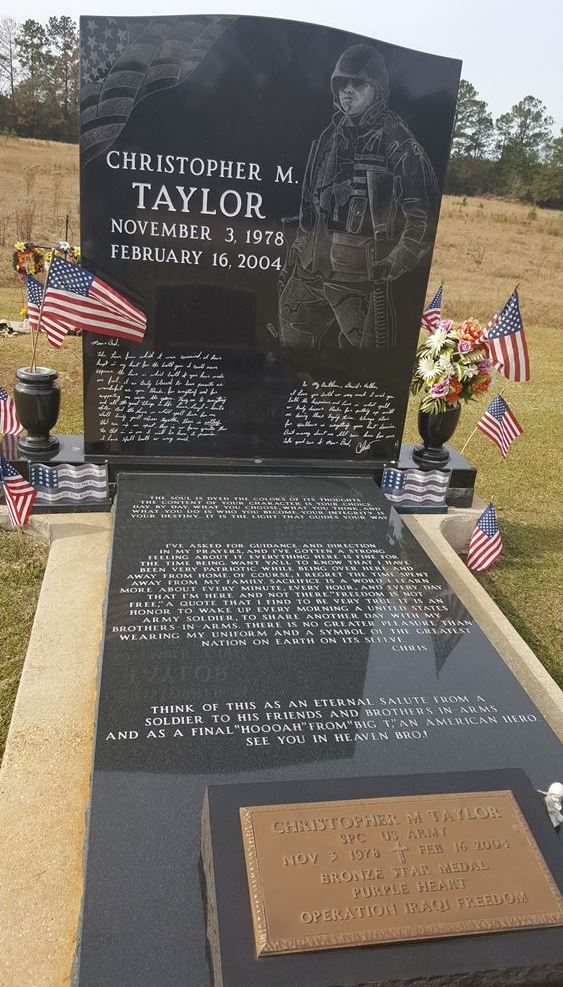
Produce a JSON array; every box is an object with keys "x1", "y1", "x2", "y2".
[{"x1": 2, "y1": 0, "x2": 561, "y2": 130}]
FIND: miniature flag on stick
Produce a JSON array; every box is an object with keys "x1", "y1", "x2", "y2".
[
  {"x1": 484, "y1": 289, "x2": 530, "y2": 382},
  {"x1": 421, "y1": 285, "x2": 443, "y2": 332},
  {"x1": 477, "y1": 395, "x2": 523, "y2": 458},
  {"x1": 381, "y1": 467, "x2": 450, "y2": 505},
  {"x1": 25, "y1": 274, "x2": 44, "y2": 332},
  {"x1": 0, "y1": 456, "x2": 36, "y2": 527},
  {"x1": 26, "y1": 270, "x2": 74, "y2": 349},
  {"x1": 0, "y1": 387, "x2": 22, "y2": 436},
  {"x1": 41, "y1": 257, "x2": 146, "y2": 344},
  {"x1": 467, "y1": 502, "x2": 502, "y2": 571}
]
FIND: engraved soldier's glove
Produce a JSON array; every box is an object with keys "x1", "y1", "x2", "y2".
[
  {"x1": 372, "y1": 258, "x2": 394, "y2": 280},
  {"x1": 378, "y1": 240, "x2": 428, "y2": 280}
]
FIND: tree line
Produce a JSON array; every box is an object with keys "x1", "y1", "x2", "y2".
[
  {"x1": 0, "y1": 16, "x2": 78, "y2": 142},
  {"x1": 1, "y1": 17, "x2": 561, "y2": 207},
  {"x1": 446, "y1": 81, "x2": 561, "y2": 208}
]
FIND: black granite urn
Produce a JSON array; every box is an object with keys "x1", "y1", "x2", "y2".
[
  {"x1": 14, "y1": 367, "x2": 60, "y2": 456},
  {"x1": 413, "y1": 404, "x2": 461, "y2": 465}
]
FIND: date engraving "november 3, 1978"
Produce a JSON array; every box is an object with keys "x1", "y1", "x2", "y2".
[{"x1": 239, "y1": 791, "x2": 563, "y2": 955}]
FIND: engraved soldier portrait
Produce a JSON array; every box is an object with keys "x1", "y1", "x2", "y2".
[{"x1": 279, "y1": 44, "x2": 439, "y2": 349}]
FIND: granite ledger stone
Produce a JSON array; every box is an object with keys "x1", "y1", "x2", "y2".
[{"x1": 76, "y1": 473, "x2": 563, "y2": 986}]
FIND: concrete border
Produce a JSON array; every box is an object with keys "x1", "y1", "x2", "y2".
[
  {"x1": 0, "y1": 505, "x2": 560, "y2": 987},
  {"x1": 0, "y1": 512, "x2": 112, "y2": 987}
]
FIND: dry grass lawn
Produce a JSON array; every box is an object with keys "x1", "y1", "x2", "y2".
[{"x1": 0, "y1": 136, "x2": 561, "y2": 755}]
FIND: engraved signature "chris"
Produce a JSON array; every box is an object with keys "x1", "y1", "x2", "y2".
[{"x1": 355, "y1": 439, "x2": 374, "y2": 454}]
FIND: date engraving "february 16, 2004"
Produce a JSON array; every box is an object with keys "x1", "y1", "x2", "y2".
[{"x1": 239, "y1": 791, "x2": 563, "y2": 955}]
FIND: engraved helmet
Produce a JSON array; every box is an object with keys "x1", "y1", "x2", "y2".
[{"x1": 330, "y1": 45, "x2": 389, "y2": 101}]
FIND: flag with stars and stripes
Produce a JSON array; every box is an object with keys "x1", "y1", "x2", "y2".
[
  {"x1": 421, "y1": 285, "x2": 443, "y2": 332},
  {"x1": 80, "y1": 15, "x2": 235, "y2": 167},
  {"x1": 0, "y1": 433, "x2": 20, "y2": 461},
  {"x1": 381, "y1": 466, "x2": 450, "y2": 505},
  {"x1": 477, "y1": 395, "x2": 523, "y2": 458},
  {"x1": 42, "y1": 257, "x2": 146, "y2": 345},
  {"x1": 484, "y1": 290, "x2": 530, "y2": 382},
  {"x1": 0, "y1": 387, "x2": 22, "y2": 436},
  {"x1": 26, "y1": 274, "x2": 44, "y2": 331},
  {"x1": 0, "y1": 456, "x2": 36, "y2": 526},
  {"x1": 30, "y1": 462, "x2": 109, "y2": 503},
  {"x1": 467, "y1": 502, "x2": 502, "y2": 571}
]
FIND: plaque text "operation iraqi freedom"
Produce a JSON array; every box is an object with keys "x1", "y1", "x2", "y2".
[{"x1": 240, "y1": 791, "x2": 563, "y2": 955}]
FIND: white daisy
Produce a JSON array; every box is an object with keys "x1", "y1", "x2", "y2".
[
  {"x1": 419, "y1": 354, "x2": 439, "y2": 380},
  {"x1": 426, "y1": 328, "x2": 449, "y2": 354}
]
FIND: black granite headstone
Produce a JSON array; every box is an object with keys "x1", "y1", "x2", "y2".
[
  {"x1": 77, "y1": 473, "x2": 562, "y2": 986},
  {"x1": 80, "y1": 15, "x2": 461, "y2": 467}
]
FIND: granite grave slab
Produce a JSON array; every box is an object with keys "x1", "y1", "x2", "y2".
[{"x1": 77, "y1": 473, "x2": 562, "y2": 986}]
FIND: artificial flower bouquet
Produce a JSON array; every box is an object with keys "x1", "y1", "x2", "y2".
[
  {"x1": 410, "y1": 319, "x2": 493, "y2": 413},
  {"x1": 12, "y1": 241, "x2": 45, "y2": 281}
]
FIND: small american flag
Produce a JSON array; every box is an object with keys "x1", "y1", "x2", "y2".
[
  {"x1": 41, "y1": 257, "x2": 146, "y2": 346},
  {"x1": 26, "y1": 274, "x2": 44, "y2": 331},
  {"x1": 477, "y1": 395, "x2": 523, "y2": 458},
  {"x1": 381, "y1": 467, "x2": 450, "y2": 505},
  {"x1": 421, "y1": 285, "x2": 443, "y2": 332},
  {"x1": 484, "y1": 290, "x2": 530, "y2": 382},
  {"x1": 30, "y1": 462, "x2": 109, "y2": 503},
  {"x1": 467, "y1": 502, "x2": 502, "y2": 571},
  {"x1": 0, "y1": 387, "x2": 22, "y2": 436},
  {"x1": 0, "y1": 456, "x2": 37, "y2": 526}
]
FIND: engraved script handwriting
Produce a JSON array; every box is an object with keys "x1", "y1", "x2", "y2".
[
  {"x1": 92, "y1": 340, "x2": 227, "y2": 443},
  {"x1": 284, "y1": 380, "x2": 395, "y2": 451}
]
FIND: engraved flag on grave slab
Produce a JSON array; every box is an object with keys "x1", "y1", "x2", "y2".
[
  {"x1": 477, "y1": 395, "x2": 523, "y2": 458},
  {"x1": 30, "y1": 462, "x2": 109, "y2": 503},
  {"x1": 41, "y1": 257, "x2": 146, "y2": 345},
  {"x1": 381, "y1": 466, "x2": 450, "y2": 505},
  {"x1": 0, "y1": 387, "x2": 22, "y2": 436},
  {"x1": 80, "y1": 16, "x2": 235, "y2": 166},
  {"x1": 421, "y1": 285, "x2": 443, "y2": 332},
  {"x1": 484, "y1": 289, "x2": 530, "y2": 382},
  {"x1": 0, "y1": 456, "x2": 36, "y2": 526},
  {"x1": 467, "y1": 502, "x2": 502, "y2": 571}
]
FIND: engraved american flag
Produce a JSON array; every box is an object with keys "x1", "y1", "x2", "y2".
[{"x1": 80, "y1": 15, "x2": 235, "y2": 166}]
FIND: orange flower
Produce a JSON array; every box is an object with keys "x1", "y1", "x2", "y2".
[
  {"x1": 460, "y1": 318, "x2": 483, "y2": 342},
  {"x1": 471, "y1": 375, "x2": 491, "y2": 393},
  {"x1": 445, "y1": 378, "x2": 462, "y2": 404}
]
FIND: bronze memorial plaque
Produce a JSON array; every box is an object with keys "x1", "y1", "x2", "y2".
[{"x1": 239, "y1": 791, "x2": 563, "y2": 955}]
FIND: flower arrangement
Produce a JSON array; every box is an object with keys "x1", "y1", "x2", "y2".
[
  {"x1": 410, "y1": 318, "x2": 493, "y2": 413},
  {"x1": 45, "y1": 241, "x2": 81, "y2": 265},
  {"x1": 12, "y1": 241, "x2": 46, "y2": 281},
  {"x1": 11, "y1": 239, "x2": 82, "y2": 370}
]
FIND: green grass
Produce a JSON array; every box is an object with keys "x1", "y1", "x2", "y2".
[
  {"x1": 0, "y1": 531, "x2": 48, "y2": 761},
  {"x1": 403, "y1": 323, "x2": 563, "y2": 687}
]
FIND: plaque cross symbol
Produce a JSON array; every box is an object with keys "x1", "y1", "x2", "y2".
[{"x1": 391, "y1": 840, "x2": 409, "y2": 865}]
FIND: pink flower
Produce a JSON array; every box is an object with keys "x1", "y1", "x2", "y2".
[
  {"x1": 458, "y1": 338, "x2": 475, "y2": 354},
  {"x1": 477, "y1": 358, "x2": 492, "y2": 372},
  {"x1": 430, "y1": 378, "x2": 450, "y2": 398},
  {"x1": 439, "y1": 319, "x2": 454, "y2": 333}
]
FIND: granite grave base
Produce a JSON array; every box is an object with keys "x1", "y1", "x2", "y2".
[{"x1": 202, "y1": 770, "x2": 562, "y2": 987}]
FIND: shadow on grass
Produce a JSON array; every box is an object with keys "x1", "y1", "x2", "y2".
[{"x1": 475, "y1": 518, "x2": 563, "y2": 689}]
